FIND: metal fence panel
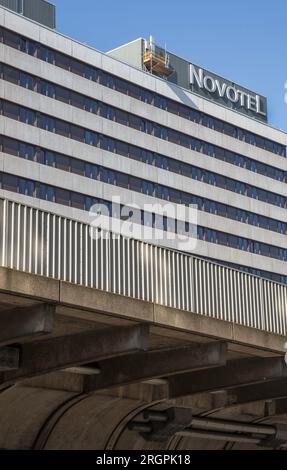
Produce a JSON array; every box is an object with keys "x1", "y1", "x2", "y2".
[{"x1": 0, "y1": 198, "x2": 286, "y2": 335}]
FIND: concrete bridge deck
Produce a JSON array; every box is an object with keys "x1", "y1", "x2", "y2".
[{"x1": 0, "y1": 266, "x2": 287, "y2": 450}]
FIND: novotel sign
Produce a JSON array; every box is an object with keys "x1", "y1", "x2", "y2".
[{"x1": 189, "y1": 64, "x2": 267, "y2": 121}]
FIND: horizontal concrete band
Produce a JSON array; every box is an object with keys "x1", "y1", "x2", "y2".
[{"x1": 1, "y1": 45, "x2": 287, "y2": 174}]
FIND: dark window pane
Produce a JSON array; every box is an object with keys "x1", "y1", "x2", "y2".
[
  {"x1": 115, "y1": 109, "x2": 128, "y2": 126},
  {"x1": 39, "y1": 46, "x2": 55, "y2": 64},
  {"x1": 168, "y1": 129, "x2": 179, "y2": 145},
  {"x1": 117, "y1": 141, "x2": 129, "y2": 157},
  {"x1": 56, "y1": 154, "x2": 70, "y2": 171},
  {"x1": 56, "y1": 120, "x2": 70, "y2": 137},
  {"x1": 4, "y1": 65, "x2": 19, "y2": 84},
  {"x1": 3, "y1": 137, "x2": 18, "y2": 156},
  {"x1": 3, "y1": 101, "x2": 19, "y2": 120},
  {"x1": 70, "y1": 92, "x2": 85, "y2": 109},
  {"x1": 71, "y1": 125, "x2": 85, "y2": 142},
  {"x1": 20, "y1": 72, "x2": 36, "y2": 91},
  {"x1": 115, "y1": 78, "x2": 129, "y2": 94},
  {"x1": 40, "y1": 81, "x2": 55, "y2": 98},
  {"x1": 85, "y1": 98, "x2": 98, "y2": 114},
  {"x1": 71, "y1": 159, "x2": 85, "y2": 176},
  {"x1": 117, "y1": 173, "x2": 129, "y2": 189},
  {"x1": 71, "y1": 193, "x2": 85, "y2": 209},
  {"x1": 129, "y1": 84, "x2": 141, "y2": 100},
  {"x1": 55, "y1": 52, "x2": 70, "y2": 71},
  {"x1": 55, "y1": 86, "x2": 70, "y2": 104},
  {"x1": 4, "y1": 29, "x2": 19, "y2": 49},
  {"x1": 129, "y1": 114, "x2": 144, "y2": 131},
  {"x1": 70, "y1": 59, "x2": 85, "y2": 77},
  {"x1": 2, "y1": 174, "x2": 18, "y2": 192},
  {"x1": 19, "y1": 143, "x2": 35, "y2": 160},
  {"x1": 55, "y1": 188, "x2": 70, "y2": 206}
]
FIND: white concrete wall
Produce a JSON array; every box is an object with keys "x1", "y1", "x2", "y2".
[{"x1": 0, "y1": 6, "x2": 287, "y2": 278}]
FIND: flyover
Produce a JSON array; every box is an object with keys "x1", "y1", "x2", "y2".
[{"x1": 0, "y1": 197, "x2": 287, "y2": 450}]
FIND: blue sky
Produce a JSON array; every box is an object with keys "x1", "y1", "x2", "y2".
[{"x1": 52, "y1": 0, "x2": 287, "y2": 131}]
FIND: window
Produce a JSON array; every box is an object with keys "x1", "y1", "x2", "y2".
[
  {"x1": 83, "y1": 65, "x2": 97, "y2": 81},
  {"x1": 129, "y1": 84, "x2": 141, "y2": 100},
  {"x1": 2, "y1": 174, "x2": 18, "y2": 192},
  {"x1": 3, "y1": 101, "x2": 19, "y2": 120},
  {"x1": 19, "y1": 143, "x2": 35, "y2": 161},
  {"x1": 40, "y1": 81, "x2": 55, "y2": 98},
  {"x1": 3, "y1": 137, "x2": 18, "y2": 156},
  {"x1": 20, "y1": 108, "x2": 36, "y2": 125},
  {"x1": 167, "y1": 100, "x2": 180, "y2": 115},
  {"x1": 129, "y1": 146, "x2": 142, "y2": 161},
  {"x1": 115, "y1": 78, "x2": 129, "y2": 94},
  {"x1": 116, "y1": 141, "x2": 129, "y2": 157},
  {"x1": 56, "y1": 155, "x2": 70, "y2": 172},
  {"x1": 168, "y1": 129, "x2": 179, "y2": 145},
  {"x1": 71, "y1": 159, "x2": 85, "y2": 176},
  {"x1": 71, "y1": 125, "x2": 85, "y2": 142},
  {"x1": 85, "y1": 163, "x2": 98, "y2": 180},
  {"x1": 190, "y1": 110, "x2": 200, "y2": 123},
  {"x1": 4, "y1": 65, "x2": 19, "y2": 85},
  {"x1": 55, "y1": 188, "x2": 70, "y2": 206},
  {"x1": 55, "y1": 52, "x2": 70, "y2": 70},
  {"x1": 70, "y1": 59, "x2": 85, "y2": 77},
  {"x1": 129, "y1": 115, "x2": 144, "y2": 131},
  {"x1": 117, "y1": 173, "x2": 129, "y2": 189},
  {"x1": 71, "y1": 92, "x2": 85, "y2": 109},
  {"x1": 39, "y1": 46, "x2": 55, "y2": 64},
  {"x1": 40, "y1": 116, "x2": 55, "y2": 132},
  {"x1": 180, "y1": 134, "x2": 191, "y2": 148},
  {"x1": 85, "y1": 131, "x2": 98, "y2": 146},
  {"x1": 71, "y1": 193, "x2": 85, "y2": 209},
  {"x1": 181, "y1": 163, "x2": 190, "y2": 177},
  {"x1": 45, "y1": 186, "x2": 54, "y2": 201},
  {"x1": 45, "y1": 151, "x2": 55, "y2": 167},
  {"x1": 169, "y1": 159, "x2": 181, "y2": 174},
  {"x1": 20, "y1": 72, "x2": 36, "y2": 91},
  {"x1": 55, "y1": 86, "x2": 70, "y2": 104},
  {"x1": 20, "y1": 38, "x2": 37, "y2": 56},
  {"x1": 56, "y1": 121, "x2": 70, "y2": 138},
  {"x1": 155, "y1": 96, "x2": 167, "y2": 110},
  {"x1": 3, "y1": 29, "x2": 19, "y2": 49},
  {"x1": 115, "y1": 109, "x2": 128, "y2": 126},
  {"x1": 142, "y1": 181, "x2": 154, "y2": 196},
  {"x1": 85, "y1": 98, "x2": 98, "y2": 114},
  {"x1": 130, "y1": 176, "x2": 141, "y2": 192},
  {"x1": 169, "y1": 189, "x2": 181, "y2": 204}
]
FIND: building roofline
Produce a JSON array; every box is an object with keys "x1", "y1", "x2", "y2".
[{"x1": 0, "y1": 5, "x2": 286, "y2": 136}]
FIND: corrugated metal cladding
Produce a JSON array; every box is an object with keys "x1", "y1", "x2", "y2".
[
  {"x1": 0, "y1": 198, "x2": 286, "y2": 335},
  {"x1": 0, "y1": 0, "x2": 20, "y2": 12},
  {"x1": 23, "y1": 0, "x2": 55, "y2": 29},
  {"x1": 0, "y1": 0, "x2": 55, "y2": 28}
]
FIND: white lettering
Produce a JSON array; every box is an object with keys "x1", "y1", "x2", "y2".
[
  {"x1": 256, "y1": 95, "x2": 267, "y2": 116},
  {"x1": 248, "y1": 95, "x2": 257, "y2": 111},
  {"x1": 215, "y1": 79, "x2": 227, "y2": 97},
  {"x1": 190, "y1": 64, "x2": 204, "y2": 88},
  {"x1": 190, "y1": 65, "x2": 265, "y2": 117},
  {"x1": 238, "y1": 90, "x2": 249, "y2": 108},
  {"x1": 226, "y1": 86, "x2": 239, "y2": 103},
  {"x1": 203, "y1": 75, "x2": 216, "y2": 93}
]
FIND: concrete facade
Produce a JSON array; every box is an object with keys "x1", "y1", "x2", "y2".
[{"x1": 0, "y1": 6, "x2": 286, "y2": 285}]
